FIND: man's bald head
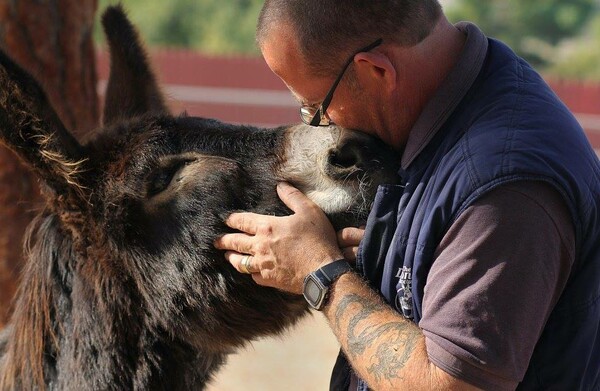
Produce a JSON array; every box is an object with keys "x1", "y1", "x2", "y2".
[{"x1": 257, "y1": 0, "x2": 442, "y2": 77}]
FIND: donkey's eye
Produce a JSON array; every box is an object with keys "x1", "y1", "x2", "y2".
[{"x1": 146, "y1": 159, "x2": 190, "y2": 197}]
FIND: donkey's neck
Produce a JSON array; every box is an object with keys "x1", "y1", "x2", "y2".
[{"x1": 1, "y1": 214, "x2": 224, "y2": 390}]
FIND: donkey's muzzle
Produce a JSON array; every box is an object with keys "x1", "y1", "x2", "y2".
[{"x1": 325, "y1": 130, "x2": 396, "y2": 180}]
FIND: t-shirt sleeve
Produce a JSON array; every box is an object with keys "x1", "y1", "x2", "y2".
[{"x1": 419, "y1": 181, "x2": 575, "y2": 390}]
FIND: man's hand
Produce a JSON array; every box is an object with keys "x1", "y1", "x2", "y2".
[
  {"x1": 337, "y1": 226, "x2": 365, "y2": 262},
  {"x1": 214, "y1": 182, "x2": 343, "y2": 294},
  {"x1": 214, "y1": 185, "x2": 480, "y2": 390}
]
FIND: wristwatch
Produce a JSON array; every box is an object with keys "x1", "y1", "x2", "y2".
[{"x1": 303, "y1": 259, "x2": 353, "y2": 310}]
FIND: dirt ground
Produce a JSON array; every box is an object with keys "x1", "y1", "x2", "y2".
[{"x1": 207, "y1": 313, "x2": 340, "y2": 390}]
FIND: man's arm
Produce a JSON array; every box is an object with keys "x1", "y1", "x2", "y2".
[
  {"x1": 214, "y1": 183, "x2": 480, "y2": 390},
  {"x1": 323, "y1": 271, "x2": 480, "y2": 390}
]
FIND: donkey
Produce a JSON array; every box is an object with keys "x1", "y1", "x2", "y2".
[{"x1": 0, "y1": 6, "x2": 398, "y2": 390}]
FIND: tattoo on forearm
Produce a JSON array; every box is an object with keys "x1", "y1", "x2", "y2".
[{"x1": 334, "y1": 293, "x2": 419, "y2": 384}]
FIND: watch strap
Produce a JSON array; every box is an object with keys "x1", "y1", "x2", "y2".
[{"x1": 317, "y1": 259, "x2": 353, "y2": 285}]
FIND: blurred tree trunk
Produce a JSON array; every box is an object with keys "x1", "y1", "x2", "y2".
[{"x1": 0, "y1": 0, "x2": 98, "y2": 327}]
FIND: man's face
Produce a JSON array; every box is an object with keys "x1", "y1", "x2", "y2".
[{"x1": 260, "y1": 23, "x2": 375, "y2": 134}]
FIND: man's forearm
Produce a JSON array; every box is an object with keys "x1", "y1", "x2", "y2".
[{"x1": 323, "y1": 272, "x2": 479, "y2": 391}]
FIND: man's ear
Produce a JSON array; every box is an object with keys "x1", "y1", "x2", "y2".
[{"x1": 354, "y1": 51, "x2": 397, "y2": 94}]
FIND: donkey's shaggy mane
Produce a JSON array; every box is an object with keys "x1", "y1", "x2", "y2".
[{"x1": 0, "y1": 214, "x2": 65, "y2": 390}]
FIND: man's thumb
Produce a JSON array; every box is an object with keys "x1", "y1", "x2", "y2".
[{"x1": 277, "y1": 182, "x2": 312, "y2": 213}]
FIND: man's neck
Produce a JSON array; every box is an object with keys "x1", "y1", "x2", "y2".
[{"x1": 385, "y1": 16, "x2": 466, "y2": 151}]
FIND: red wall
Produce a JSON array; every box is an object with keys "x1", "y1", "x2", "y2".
[{"x1": 97, "y1": 49, "x2": 600, "y2": 149}]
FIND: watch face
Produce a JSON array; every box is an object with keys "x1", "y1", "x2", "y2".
[{"x1": 303, "y1": 275, "x2": 325, "y2": 309}]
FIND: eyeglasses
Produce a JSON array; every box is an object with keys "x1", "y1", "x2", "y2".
[{"x1": 300, "y1": 38, "x2": 383, "y2": 127}]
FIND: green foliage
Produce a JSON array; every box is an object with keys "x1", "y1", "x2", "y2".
[
  {"x1": 546, "y1": 13, "x2": 600, "y2": 80},
  {"x1": 446, "y1": 0, "x2": 598, "y2": 65},
  {"x1": 96, "y1": 0, "x2": 264, "y2": 55},
  {"x1": 95, "y1": 0, "x2": 600, "y2": 79},
  {"x1": 446, "y1": 0, "x2": 600, "y2": 78}
]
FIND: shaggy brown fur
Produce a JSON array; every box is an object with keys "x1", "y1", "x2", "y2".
[
  {"x1": 0, "y1": 1, "x2": 99, "y2": 326},
  {"x1": 0, "y1": 6, "x2": 398, "y2": 390}
]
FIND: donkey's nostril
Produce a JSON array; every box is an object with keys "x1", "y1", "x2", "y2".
[
  {"x1": 328, "y1": 149, "x2": 360, "y2": 169},
  {"x1": 326, "y1": 144, "x2": 369, "y2": 180}
]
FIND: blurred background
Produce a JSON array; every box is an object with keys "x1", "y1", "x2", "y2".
[
  {"x1": 95, "y1": 0, "x2": 600, "y2": 80},
  {"x1": 0, "y1": 0, "x2": 599, "y2": 389},
  {"x1": 95, "y1": 0, "x2": 600, "y2": 140}
]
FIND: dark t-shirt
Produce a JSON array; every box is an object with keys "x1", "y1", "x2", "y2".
[{"x1": 421, "y1": 181, "x2": 574, "y2": 389}]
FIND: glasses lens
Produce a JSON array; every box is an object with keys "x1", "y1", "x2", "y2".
[
  {"x1": 300, "y1": 105, "x2": 329, "y2": 126},
  {"x1": 300, "y1": 106, "x2": 316, "y2": 125}
]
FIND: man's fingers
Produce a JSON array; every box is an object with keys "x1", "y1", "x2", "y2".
[
  {"x1": 342, "y1": 246, "x2": 359, "y2": 263},
  {"x1": 225, "y1": 251, "x2": 260, "y2": 274},
  {"x1": 214, "y1": 233, "x2": 255, "y2": 254},
  {"x1": 224, "y1": 212, "x2": 262, "y2": 235},
  {"x1": 337, "y1": 227, "x2": 365, "y2": 247},
  {"x1": 277, "y1": 182, "x2": 315, "y2": 213},
  {"x1": 338, "y1": 227, "x2": 364, "y2": 262}
]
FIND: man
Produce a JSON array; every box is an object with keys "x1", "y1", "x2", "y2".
[{"x1": 215, "y1": 1, "x2": 600, "y2": 389}]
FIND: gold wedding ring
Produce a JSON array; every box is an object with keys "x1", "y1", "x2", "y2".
[{"x1": 240, "y1": 255, "x2": 252, "y2": 274}]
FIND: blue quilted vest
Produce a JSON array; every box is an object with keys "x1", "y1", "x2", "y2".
[{"x1": 346, "y1": 38, "x2": 600, "y2": 390}]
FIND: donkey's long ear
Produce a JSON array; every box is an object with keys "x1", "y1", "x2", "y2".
[
  {"x1": 0, "y1": 51, "x2": 88, "y2": 197},
  {"x1": 101, "y1": 5, "x2": 169, "y2": 126}
]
